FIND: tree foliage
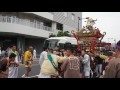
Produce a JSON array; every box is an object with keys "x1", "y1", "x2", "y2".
[
  {"x1": 57, "y1": 31, "x2": 71, "y2": 37},
  {"x1": 49, "y1": 31, "x2": 71, "y2": 38},
  {"x1": 49, "y1": 33, "x2": 56, "y2": 38}
]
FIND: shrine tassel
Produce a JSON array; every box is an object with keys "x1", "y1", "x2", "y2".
[
  {"x1": 95, "y1": 30, "x2": 99, "y2": 51},
  {"x1": 99, "y1": 34, "x2": 105, "y2": 50},
  {"x1": 73, "y1": 33, "x2": 80, "y2": 51},
  {"x1": 91, "y1": 38, "x2": 96, "y2": 52}
]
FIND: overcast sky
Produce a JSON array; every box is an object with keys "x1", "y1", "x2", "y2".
[{"x1": 82, "y1": 12, "x2": 120, "y2": 43}]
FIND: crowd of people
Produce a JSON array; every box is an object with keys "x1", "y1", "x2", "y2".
[
  {"x1": 0, "y1": 45, "x2": 36, "y2": 78},
  {"x1": 38, "y1": 41, "x2": 120, "y2": 78},
  {"x1": 38, "y1": 47, "x2": 100, "y2": 78},
  {"x1": 0, "y1": 40, "x2": 120, "y2": 78}
]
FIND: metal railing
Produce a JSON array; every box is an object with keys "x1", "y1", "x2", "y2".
[{"x1": 0, "y1": 15, "x2": 53, "y2": 32}]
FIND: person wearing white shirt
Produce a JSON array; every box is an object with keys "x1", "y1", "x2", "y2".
[
  {"x1": 33, "y1": 48, "x2": 37, "y2": 59},
  {"x1": 8, "y1": 45, "x2": 19, "y2": 78},
  {"x1": 8, "y1": 53, "x2": 19, "y2": 78},
  {"x1": 81, "y1": 50, "x2": 91, "y2": 78},
  {"x1": 39, "y1": 47, "x2": 48, "y2": 70}
]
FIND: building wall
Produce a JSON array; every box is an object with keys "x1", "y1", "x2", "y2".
[
  {"x1": 0, "y1": 12, "x2": 53, "y2": 38},
  {"x1": 25, "y1": 38, "x2": 45, "y2": 55},
  {"x1": 63, "y1": 24, "x2": 76, "y2": 33},
  {"x1": 24, "y1": 12, "x2": 53, "y2": 20},
  {"x1": 0, "y1": 12, "x2": 82, "y2": 37},
  {"x1": 17, "y1": 37, "x2": 25, "y2": 51},
  {"x1": 0, "y1": 23, "x2": 51, "y2": 38},
  {"x1": 0, "y1": 12, "x2": 82, "y2": 53},
  {"x1": 53, "y1": 12, "x2": 82, "y2": 31}
]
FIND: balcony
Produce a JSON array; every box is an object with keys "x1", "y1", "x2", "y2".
[
  {"x1": 0, "y1": 15, "x2": 53, "y2": 32},
  {"x1": 0, "y1": 15, "x2": 53, "y2": 38}
]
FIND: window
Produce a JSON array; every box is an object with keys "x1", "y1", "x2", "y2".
[
  {"x1": 33, "y1": 20, "x2": 37, "y2": 28},
  {"x1": 71, "y1": 13, "x2": 75, "y2": 20},
  {"x1": 63, "y1": 12, "x2": 68, "y2": 17},
  {"x1": 0, "y1": 15, "x2": 3, "y2": 22},
  {"x1": 7, "y1": 16, "x2": 11, "y2": 23},
  {"x1": 56, "y1": 23, "x2": 63, "y2": 31},
  {"x1": 3, "y1": 16, "x2": 7, "y2": 22},
  {"x1": 12, "y1": 16, "x2": 16, "y2": 23}
]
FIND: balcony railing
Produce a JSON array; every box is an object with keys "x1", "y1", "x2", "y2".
[{"x1": 0, "y1": 15, "x2": 53, "y2": 32}]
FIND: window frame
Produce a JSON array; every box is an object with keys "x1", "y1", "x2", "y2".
[{"x1": 71, "y1": 13, "x2": 75, "y2": 21}]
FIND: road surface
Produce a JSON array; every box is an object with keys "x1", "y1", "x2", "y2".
[{"x1": 18, "y1": 60, "x2": 40, "y2": 78}]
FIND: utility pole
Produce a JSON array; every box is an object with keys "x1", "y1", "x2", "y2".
[
  {"x1": 108, "y1": 38, "x2": 109, "y2": 43},
  {"x1": 78, "y1": 17, "x2": 81, "y2": 31}
]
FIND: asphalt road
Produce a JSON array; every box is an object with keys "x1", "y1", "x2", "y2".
[{"x1": 18, "y1": 60, "x2": 40, "y2": 78}]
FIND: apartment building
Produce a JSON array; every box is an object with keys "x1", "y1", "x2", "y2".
[{"x1": 0, "y1": 12, "x2": 82, "y2": 54}]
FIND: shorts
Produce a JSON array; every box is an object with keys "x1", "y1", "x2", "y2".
[{"x1": 24, "y1": 61, "x2": 32, "y2": 68}]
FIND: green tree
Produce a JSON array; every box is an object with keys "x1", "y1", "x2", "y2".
[
  {"x1": 49, "y1": 31, "x2": 72, "y2": 38},
  {"x1": 57, "y1": 31, "x2": 64, "y2": 37},
  {"x1": 49, "y1": 33, "x2": 56, "y2": 38},
  {"x1": 64, "y1": 31, "x2": 71, "y2": 37},
  {"x1": 57, "y1": 31, "x2": 71, "y2": 37}
]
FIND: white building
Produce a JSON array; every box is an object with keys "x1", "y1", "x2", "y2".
[{"x1": 0, "y1": 12, "x2": 82, "y2": 54}]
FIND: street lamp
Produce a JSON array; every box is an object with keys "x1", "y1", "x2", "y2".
[
  {"x1": 110, "y1": 38, "x2": 116, "y2": 44},
  {"x1": 78, "y1": 17, "x2": 81, "y2": 31},
  {"x1": 113, "y1": 38, "x2": 116, "y2": 46},
  {"x1": 108, "y1": 38, "x2": 116, "y2": 47}
]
